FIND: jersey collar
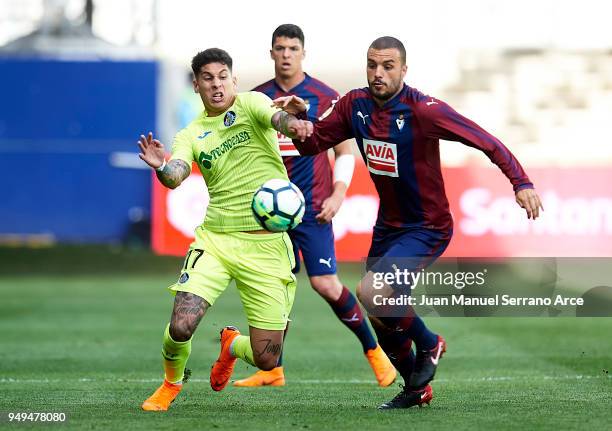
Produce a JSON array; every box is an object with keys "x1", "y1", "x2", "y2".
[
  {"x1": 274, "y1": 72, "x2": 311, "y2": 95},
  {"x1": 202, "y1": 95, "x2": 237, "y2": 118}
]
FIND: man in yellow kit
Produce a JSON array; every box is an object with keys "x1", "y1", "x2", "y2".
[{"x1": 137, "y1": 48, "x2": 312, "y2": 411}]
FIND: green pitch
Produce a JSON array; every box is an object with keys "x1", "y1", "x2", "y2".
[{"x1": 0, "y1": 246, "x2": 610, "y2": 430}]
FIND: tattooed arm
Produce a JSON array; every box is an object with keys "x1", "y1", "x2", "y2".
[
  {"x1": 137, "y1": 132, "x2": 190, "y2": 189},
  {"x1": 155, "y1": 160, "x2": 190, "y2": 189},
  {"x1": 271, "y1": 110, "x2": 313, "y2": 142}
]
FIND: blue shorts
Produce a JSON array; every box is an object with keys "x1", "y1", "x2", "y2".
[
  {"x1": 289, "y1": 220, "x2": 337, "y2": 277},
  {"x1": 366, "y1": 225, "x2": 452, "y2": 275}
]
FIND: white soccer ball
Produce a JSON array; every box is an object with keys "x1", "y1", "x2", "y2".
[{"x1": 252, "y1": 179, "x2": 305, "y2": 232}]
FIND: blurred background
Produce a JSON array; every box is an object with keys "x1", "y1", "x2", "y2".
[{"x1": 1, "y1": 0, "x2": 611, "y2": 257}]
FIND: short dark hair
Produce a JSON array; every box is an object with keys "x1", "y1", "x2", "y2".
[
  {"x1": 191, "y1": 48, "x2": 233, "y2": 76},
  {"x1": 369, "y1": 36, "x2": 406, "y2": 65},
  {"x1": 271, "y1": 24, "x2": 304, "y2": 47}
]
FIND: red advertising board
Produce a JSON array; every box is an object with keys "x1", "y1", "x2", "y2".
[{"x1": 152, "y1": 160, "x2": 612, "y2": 258}]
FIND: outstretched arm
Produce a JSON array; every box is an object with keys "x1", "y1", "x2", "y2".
[
  {"x1": 419, "y1": 99, "x2": 544, "y2": 220},
  {"x1": 272, "y1": 95, "x2": 353, "y2": 156},
  {"x1": 137, "y1": 132, "x2": 190, "y2": 189}
]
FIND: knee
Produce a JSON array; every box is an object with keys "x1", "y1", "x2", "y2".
[
  {"x1": 169, "y1": 322, "x2": 194, "y2": 342},
  {"x1": 357, "y1": 271, "x2": 379, "y2": 304},
  {"x1": 356, "y1": 281, "x2": 373, "y2": 308},
  {"x1": 356, "y1": 277, "x2": 378, "y2": 316},
  {"x1": 310, "y1": 275, "x2": 342, "y2": 301}
]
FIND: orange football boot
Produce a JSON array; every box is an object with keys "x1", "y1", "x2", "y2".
[
  {"x1": 210, "y1": 326, "x2": 241, "y2": 391},
  {"x1": 233, "y1": 366, "x2": 286, "y2": 387},
  {"x1": 141, "y1": 379, "x2": 182, "y2": 411},
  {"x1": 365, "y1": 344, "x2": 397, "y2": 387}
]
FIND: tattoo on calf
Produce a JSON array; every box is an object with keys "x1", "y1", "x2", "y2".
[{"x1": 256, "y1": 338, "x2": 282, "y2": 357}]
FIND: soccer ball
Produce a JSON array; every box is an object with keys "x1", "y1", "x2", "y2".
[{"x1": 252, "y1": 179, "x2": 305, "y2": 232}]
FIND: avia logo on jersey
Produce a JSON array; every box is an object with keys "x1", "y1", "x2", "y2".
[
  {"x1": 277, "y1": 131, "x2": 300, "y2": 156},
  {"x1": 198, "y1": 131, "x2": 251, "y2": 169},
  {"x1": 364, "y1": 139, "x2": 398, "y2": 177}
]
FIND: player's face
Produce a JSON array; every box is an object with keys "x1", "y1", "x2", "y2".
[
  {"x1": 270, "y1": 37, "x2": 305, "y2": 79},
  {"x1": 194, "y1": 62, "x2": 238, "y2": 117},
  {"x1": 366, "y1": 48, "x2": 407, "y2": 104}
]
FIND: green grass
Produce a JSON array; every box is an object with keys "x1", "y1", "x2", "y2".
[{"x1": 0, "y1": 247, "x2": 611, "y2": 430}]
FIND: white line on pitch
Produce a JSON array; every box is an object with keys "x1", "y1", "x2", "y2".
[{"x1": 0, "y1": 375, "x2": 610, "y2": 384}]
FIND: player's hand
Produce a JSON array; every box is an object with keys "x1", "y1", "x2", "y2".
[
  {"x1": 137, "y1": 132, "x2": 165, "y2": 169},
  {"x1": 316, "y1": 193, "x2": 344, "y2": 224},
  {"x1": 515, "y1": 188, "x2": 544, "y2": 220},
  {"x1": 287, "y1": 118, "x2": 313, "y2": 142},
  {"x1": 272, "y1": 95, "x2": 308, "y2": 115}
]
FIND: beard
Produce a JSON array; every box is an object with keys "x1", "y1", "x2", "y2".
[{"x1": 368, "y1": 80, "x2": 401, "y2": 101}]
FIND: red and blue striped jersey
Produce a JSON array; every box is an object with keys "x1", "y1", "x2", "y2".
[
  {"x1": 292, "y1": 84, "x2": 533, "y2": 231},
  {"x1": 253, "y1": 74, "x2": 339, "y2": 220}
]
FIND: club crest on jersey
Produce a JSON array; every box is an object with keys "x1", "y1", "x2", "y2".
[
  {"x1": 364, "y1": 139, "x2": 398, "y2": 177},
  {"x1": 224, "y1": 110, "x2": 236, "y2": 127},
  {"x1": 396, "y1": 114, "x2": 405, "y2": 131},
  {"x1": 179, "y1": 273, "x2": 189, "y2": 284}
]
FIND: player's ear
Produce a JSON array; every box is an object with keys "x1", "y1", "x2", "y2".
[
  {"x1": 270, "y1": 49, "x2": 274, "y2": 60},
  {"x1": 400, "y1": 64, "x2": 407, "y2": 80},
  {"x1": 302, "y1": 49, "x2": 306, "y2": 60},
  {"x1": 192, "y1": 76, "x2": 199, "y2": 93},
  {"x1": 232, "y1": 75, "x2": 238, "y2": 89}
]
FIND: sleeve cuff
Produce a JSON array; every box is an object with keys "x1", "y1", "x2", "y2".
[{"x1": 514, "y1": 182, "x2": 534, "y2": 192}]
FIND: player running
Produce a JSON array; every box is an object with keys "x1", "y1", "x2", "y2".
[
  {"x1": 138, "y1": 48, "x2": 311, "y2": 411},
  {"x1": 234, "y1": 24, "x2": 396, "y2": 389},
  {"x1": 274, "y1": 36, "x2": 543, "y2": 409}
]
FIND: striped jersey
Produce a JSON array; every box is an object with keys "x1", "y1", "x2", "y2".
[
  {"x1": 253, "y1": 73, "x2": 339, "y2": 220},
  {"x1": 292, "y1": 84, "x2": 533, "y2": 232}
]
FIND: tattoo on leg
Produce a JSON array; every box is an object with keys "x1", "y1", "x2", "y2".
[
  {"x1": 256, "y1": 338, "x2": 282, "y2": 357},
  {"x1": 170, "y1": 292, "x2": 208, "y2": 339},
  {"x1": 175, "y1": 304, "x2": 203, "y2": 315}
]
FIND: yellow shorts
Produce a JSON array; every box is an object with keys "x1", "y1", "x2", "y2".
[{"x1": 169, "y1": 226, "x2": 297, "y2": 331}]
